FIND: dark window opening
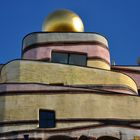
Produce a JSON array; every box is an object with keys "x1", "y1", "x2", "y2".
[
  {"x1": 47, "y1": 135, "x2": 75, "y2": 140},
  {"x1": 52, "y1": 52, "x2": 68, "y2": 64},
  {"x1": 39, "y1": 109, "x2": 55, "y2": 128},
  {"x1": 49, "y1": 83, "x2": 64, "y2": 86},
  {"x1": 24, "y1": 134, "x2": 29, "y2": 140},
  {"x1": 51, "y1": 52, "x2": 87, "y2": 66},
  {"x1": 97, "y1": 136, "x2": 120, "y2": 140}
]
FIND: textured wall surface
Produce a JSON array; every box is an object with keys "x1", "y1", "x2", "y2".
[
  {"x1": 23, "y1": 44, "x2": 110, "y2": 61},
  {"x1": 1, "y1": 32, "x2": 140, "y2": 139},
  {"x1": 22, "y1": 32, "x2": 110, "y2": 70},
  {"x1": 1, "y1": 92, "x2": 140, "y2": 121},
  {"x1": 23, "y1": 44, "x2": 110, "y2": 70},
  {"x1": 112, "y1": 66, "x2": 140, "y2": 89},
  {"x1": 1, "y1": 90, "x2": 140, "y2": 133},
  {"x1": 23, "y1": 33, "x2": 108, "y2": 50},
  {"x1": 0, "y1": 60, "x2": 137, "y2": 93},
  {"x1": 87, "y1": 59, "x2": 110, "y2": 70}
]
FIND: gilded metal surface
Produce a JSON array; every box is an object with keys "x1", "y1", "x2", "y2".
[{"x1": 42, "y1": 9, "x2": 84, "y2": 32}]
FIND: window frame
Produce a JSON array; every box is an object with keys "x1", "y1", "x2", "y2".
[
  {"x1": 39, "y1": 109, "x2": 56, "y2": 128},
  {"x1": 51, "y1": 51, "x2": 87, "y2": 67}
]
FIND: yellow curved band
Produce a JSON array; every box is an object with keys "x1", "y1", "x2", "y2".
[
  {"x1": 87, "y1": 59, "x2": 110, "y2": 70},
  {"x1": 1, "y1": 60, "x2": 137, "y2": 93}
]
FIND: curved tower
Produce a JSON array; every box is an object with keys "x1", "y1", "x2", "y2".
[{"x1": 0, "y1": 9, "x2": 140, "y2": 140}]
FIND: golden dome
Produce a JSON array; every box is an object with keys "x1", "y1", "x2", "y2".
[{"x1": 42, "y1": 9, "x2": 84, "y2": 32}]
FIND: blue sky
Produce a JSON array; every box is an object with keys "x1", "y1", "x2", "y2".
[{"x1": 0, "y1": 0, "x2": 140, "y2": 65}]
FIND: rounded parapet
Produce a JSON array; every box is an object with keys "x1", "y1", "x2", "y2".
[
  {"x1": 0, "y1": 85, "x2": 140, "y2": 133},
  {"x1": 22, "y1": 32, "x2": 110, "y2": 70},
  {"x1": 0, "y1": 60, "x2": 138, "y2": 94},
  {"x1": 112, "y1": 65, "x2": 140, "y2": 90},
  {"x1": 23, "y1": 32, "x2": 108, "y2": 50},
  {"x1": 87, "y1": 59, "x2": 110, "y2": 70}
]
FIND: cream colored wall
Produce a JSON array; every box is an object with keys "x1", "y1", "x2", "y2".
[
  {"x1": 1, "y1": 61, "x2": 20, "y2": 82},
  {"x1": 0, "y1": 124, "x2": 37, "y2": 133},
  {"x1": 1, "y1": 60, "x2": 137, "y2": 93},
  {"x1": 23, "y1": 33, "x2": 108, "y2": 50},
  {"x1": 1, "y1": 92, "x2": 140, "y2": 122}
]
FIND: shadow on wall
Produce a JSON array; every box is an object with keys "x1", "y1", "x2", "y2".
[
  {"x1": 97, "y1": 136, "x2": 120, "y2": 140},
  {"x1": 47, "y1": 135, "x2": 96, "y2": 140},
  {"x1": 47, "y1": 135, "x2": 75, "y2": 140}
]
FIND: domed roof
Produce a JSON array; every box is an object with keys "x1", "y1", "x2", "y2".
[{"x1": 42, "y1": 9, "x2": 84, "y2": 32}]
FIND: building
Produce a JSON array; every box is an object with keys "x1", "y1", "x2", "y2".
[{"x1": 0, "y1": 9, "x2": 140, "y2": 140}]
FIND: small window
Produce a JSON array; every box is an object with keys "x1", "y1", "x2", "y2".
[
  {"x1": 39, "y1": 109, "x2": 56, "y2": 128},
  {"x1": 51, "y1": 52, "x2": 87, "y2": 66},
  {"x1": 52, "y1": 52, "x2": 68, "y2": 64},
  {"x1": 69, "y1": 54, "x2": 87, "y2": 66}
]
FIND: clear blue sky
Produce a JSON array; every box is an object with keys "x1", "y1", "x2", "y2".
[{"x1": 0, "y1": 0, "x2": 140, "y2": 65}]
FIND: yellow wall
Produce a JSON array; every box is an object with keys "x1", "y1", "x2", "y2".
[
  {"x1": 1, "y1": 92, "x2": 140, "y2": 122},
  {"x1": 87, "y1": 59, "x2": 110, "y2": 70},
  {"x1": 1, "y1": 60, "x2": 137, "y2": 93}
]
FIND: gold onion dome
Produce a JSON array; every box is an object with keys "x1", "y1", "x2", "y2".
[{"x1": 42, "y1": 9, "x2": 84, "y2": 32}]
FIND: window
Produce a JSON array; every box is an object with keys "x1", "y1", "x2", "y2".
[
  {"x1": 52, "y1": 52, "x2": 68, "y2": 64},
  {"x1": 39, "y1": 109, "x2": 55, "y2": 128},
  {"x1": 51, "y1": 52, "x2": 87, "y2": 66},
  {"x1": 69, "y1": 53, "x2": 87, "y2": 66}
]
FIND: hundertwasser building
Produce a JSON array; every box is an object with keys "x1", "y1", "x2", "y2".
[{"x1": 0, "y1": 9, "x2": 140, "y2": 140}]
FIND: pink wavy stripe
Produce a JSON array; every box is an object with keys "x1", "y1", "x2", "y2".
[{"x1": 23, "y1": 44, "x2": 110, "y2": 63}]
